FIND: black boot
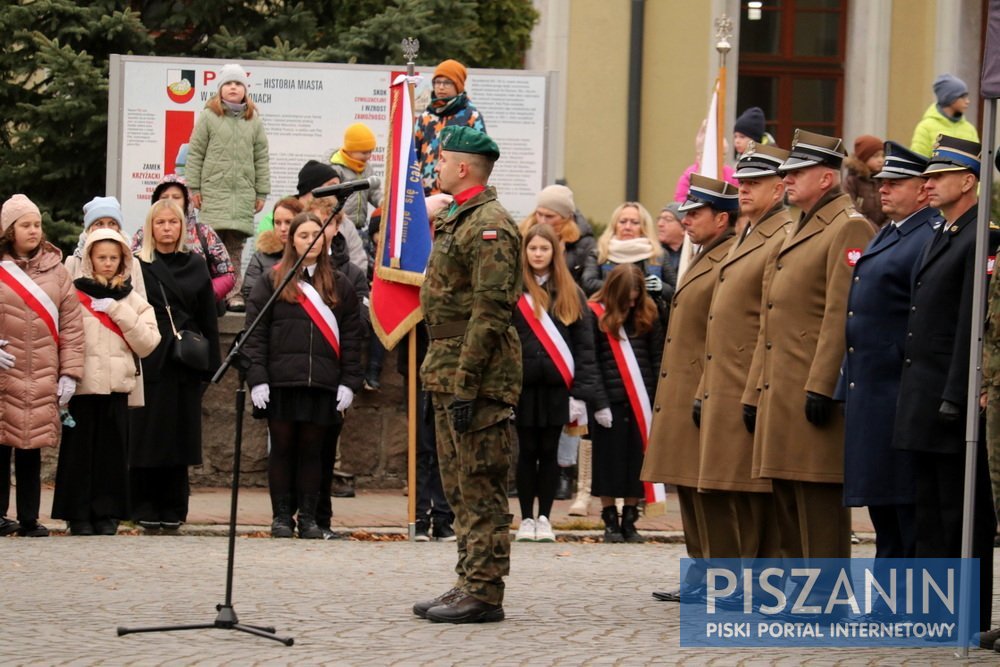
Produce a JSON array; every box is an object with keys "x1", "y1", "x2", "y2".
[
  {"x1": 620, "y1": 504, "x2": 645, "y2": 543},
  {"x1": 270, "y1": 494, "x2": 294, "y2": 538},
  {"x1": 296, "y1": 493, "x2": 323, "y2": 539},
  {"x1": 555, "y1": 467, "x2": 573, "y2": 500},
  {"x1": 601, "y1": 506, "x2": 624, "y2": 543}
]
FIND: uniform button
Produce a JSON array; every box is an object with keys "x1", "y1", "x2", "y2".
[
  {"x1": 708, "y1": 315, "x2": 713, "y2": 320},
  {"x1": 765, "y1": 342, "x2": 772, "y2": 349},
  {"x1": 911, "y1": 305, "x2": 916, "y2": 312},
  {"x1": 848, "y1": 346, "x2": 854, "y2": 353},
  {"x1": 777, "y1": 263, "x2": 783, "y2": 270},
  {"x1": 764, "y1": 383, "x2": 770, "y2": 389},
  {"x1": 849, "y1": 382, "x2": 855, "y2": 389},
  {"x1": 907, "y1": 332, "x2": 912, "y2": 338},
  {"x1": 917, "y1": 281, "x2": 922, "y2": 287},
  {"x1": 905, "y1": 359, "x2": 911, "y2": 366},
  {"x1": 854, "y1": 276, "x2": 860, "y2": 282},
  {"x1": 847, "y1": 311, "x2": 853, "y2": 318},
  {"x1": 654, "y1": 405, "x2": 661, "y2": 412},
  {"x1": 767, "y1": 302, "x2": 773, "y2": 309},
  {"x1": 666, "y1": 336, "x2": 672, "y2": 343},
  {"x1": 703, "y1": 392, "x2": 708, "y2": 399},
  {"x1": 706, "y1": 354, "x2": 712, "y2": 360},
  {"x1": 720, "y1": 276, "x2": 725, "y2": 282},
  {"x1": 661, "y1": 370, "x2": 667, "y2": 378}
]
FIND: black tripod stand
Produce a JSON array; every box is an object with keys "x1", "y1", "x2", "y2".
[{"x1": 117, "y1": 201, "x2": 348, "y2": 646}]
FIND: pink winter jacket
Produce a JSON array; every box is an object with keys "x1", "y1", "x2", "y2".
[{"x1": 0, "y1": 242, "x2": 85, "y2": 449}]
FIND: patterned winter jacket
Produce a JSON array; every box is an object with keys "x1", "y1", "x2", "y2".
[{"x1": 413, "y1": 93, "x2": 487, "y2": 195}]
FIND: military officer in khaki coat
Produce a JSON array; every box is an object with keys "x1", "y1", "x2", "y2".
[
  {"x1": 696, "y1": 145, "x2": 793, "y2": 561},
  {"x1": 641, "y1": 175, "x2": 736, "y2": 602},
  {"x1": 747, "y1": 130, "x2": 875, "y2": 559}
]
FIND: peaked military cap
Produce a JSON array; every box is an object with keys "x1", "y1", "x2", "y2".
[
  {"x1": 923, "y1": 134, "x2": 981, "y2": 177},
  {"x1": 734, "y1": 143, "x2": 791, "y2": 179},
  {"x1": 440, "y1": 126, "x2": 500, "y2": 161},
  {"x1": 678, "y1": 174, "x2": 739, "y2": 212},
  {"x1": 778, "y1": 130, "x2": 846, "y2": 172},
  {"x1": 874, "y1": 141, "x2": 930, "y2": 179}
]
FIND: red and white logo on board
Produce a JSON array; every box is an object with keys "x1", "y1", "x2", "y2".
[{"x1": 846, "y1": 248, "x2": 862, "y2": 267}]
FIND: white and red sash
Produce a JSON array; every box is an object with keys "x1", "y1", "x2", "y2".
[
  {"x1": 517, "y1": 293, "x2": 574, "y2": 389},
  {"x1": 0, "y1": 260, "x2": 59, "y2": 343},
  {"x1": 588, "y1": 301, "x2": 667, "y2": 506},
  {"x1": 76, "y1": 290, "x2": 125, "y2": 342},
  {"x1": 298, "y1": 281, "x2": 340, "y2": 358}
]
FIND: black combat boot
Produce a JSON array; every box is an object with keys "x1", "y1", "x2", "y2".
[
  {"x1": 296, "y1": 493, "x2": 323, "y2": 539},
  {"x1": 555, "y1": 466, "x2": 574, "y2": 500},
  {"x1": 620, "y1": 504, "x2": 645, "y2": 543},
  {"x1": 270, "y1": 494, "x2": 294, "y2": 538},
  {"x1": 601, "y1": 505, "x2": 624, "y2": 543}
]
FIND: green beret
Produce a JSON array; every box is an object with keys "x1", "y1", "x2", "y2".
[{"x1": 440, "y1": 126, "x2": 500, "y2": 161}]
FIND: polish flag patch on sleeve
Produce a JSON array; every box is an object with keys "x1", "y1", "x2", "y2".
[
  {"x1": 482, "y1": 229, "x2": 498, "y2": 241},
  {"x1": 846, "y1": 248, "x2": 862, "y2": 267}
]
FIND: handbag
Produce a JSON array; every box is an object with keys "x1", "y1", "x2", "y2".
[{"x1": 159, "y1": 282, "x2": 210, "y2": 372}]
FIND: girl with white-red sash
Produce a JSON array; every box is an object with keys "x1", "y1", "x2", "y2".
[
  {"x1": 0, "y1": 194, "x2": 85, "y2": 537},
  {"x1": 588, "y1": 263, "x2": 663, "y2": 544},
  {"x1": 512, "y1": 224, "x2": 601, "y2": 542},
  {"x1": 51, "y1": 228, "x2": 161, "y2": 535},
  {"x1": 243, "y1": 212, "x2": 363, "y2": 539}
]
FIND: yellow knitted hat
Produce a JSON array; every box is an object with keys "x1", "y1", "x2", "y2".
[{"x1": 343, "y1": 123, "x2": 376, "y2": 152}]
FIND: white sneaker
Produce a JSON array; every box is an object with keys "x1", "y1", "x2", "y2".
[
  {"x1": 515, "y1": 518, "x2": 536, "y2": 542},
  {"x1": 535, "y1": 515, "x2": 555, "y2": 542}
]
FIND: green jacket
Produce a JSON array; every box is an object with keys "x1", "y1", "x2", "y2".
[
  {"x1": 420, "y1": 186, "x2": 523, "y2": 413},
  {"x1": 185, "y1": 107, "x2": 271, "y2": 236},
  {"x1": 910, "y1": 103, "x2": 979, "y2": 157}
]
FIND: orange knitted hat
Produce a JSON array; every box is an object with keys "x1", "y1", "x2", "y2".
[{"x1": 434, "y1": 59, "x2": 467, "y2": 94}]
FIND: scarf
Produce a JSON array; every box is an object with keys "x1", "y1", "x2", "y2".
[
  {"x1": 429, "y1": 92, "x2": 469, "y2": 117},
  {"x1": 331, "y1": 149, "x2": 366, "y2": 175},
  {"x1": 223, "y1": 100, "x2": 247, "y2": 117},
  {"x1": 74, "y1": 276, "x2": 133, "y2": 300},
  {"x1": 607, "y1": 237, "x2": 655, "y2": 264}
]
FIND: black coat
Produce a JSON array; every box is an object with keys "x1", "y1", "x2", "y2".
[
  {"x1": 243, "y1": 267, "x2": 364, "y2": 394},
  {"x1": 893, "y1": 205, "x2": 1000, "y2": 454},
  {"x1": 513, "y1": 285, "x2": 602, "y2": 426},
  {"x1": 129, "y1": 251, "x2": 220, "y2": 468},
  {"x1": 837, "y1": 207, "x2": 939, "y2": 505},
  {"x1": 589, "y1": 308, "x2": 663, "y2": 408},
  {"x1": 564, "y1": 216, "x2": 596, "y2": 287}
]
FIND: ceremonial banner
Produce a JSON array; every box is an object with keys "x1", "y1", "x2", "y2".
[
  {"x1": 677, "y1": 78, "x2": 721, "y2": 281},
  {"x1": 371, "y1": 75, "x2": 432, "y2": 349}
]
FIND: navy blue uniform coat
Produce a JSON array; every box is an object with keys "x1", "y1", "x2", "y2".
[{"x1": 837, "y1": 207, "x2": 938, "y2": 505}]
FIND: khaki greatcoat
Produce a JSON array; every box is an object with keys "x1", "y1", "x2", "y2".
[
  {"x1": 697, "y1": 206, "x2": 793, "y2": 492},
  {"x1": 642, "y1": 231, "x2": 735, "y2": 486},
  {"x1": 748, "y1": 191, "x2": 875, "y2": 483}
]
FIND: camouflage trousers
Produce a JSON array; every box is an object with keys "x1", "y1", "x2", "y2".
[
  {"x1": 432, "y1": 393, "x2": 513, "y2": 606},
  {"x1": 985, "y1": 386, "x2": 1000, "y2": 517}
]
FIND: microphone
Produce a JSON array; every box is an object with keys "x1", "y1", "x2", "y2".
[{"x1": 311, "y1": 176, "x2": 380, "y2": 199}]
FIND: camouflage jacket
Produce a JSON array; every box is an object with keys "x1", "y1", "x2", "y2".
[
  {"x1": 419, "y1": 186, "x2": 523, "y2": 408},
  {"x1": 985, "y1": 258, "x2": 1000, "y2": 389}
]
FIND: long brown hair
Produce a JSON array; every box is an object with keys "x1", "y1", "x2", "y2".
[
  {"x1": 206, "y1": 92, "x2": 257, "y2": 120},
  {"x1": 271, "y1": 213, "x2": 338, "y2": 306},
  {"x1": 521, "y1": 224, "x2": 581, "y2": 325},
  {"x1": 590, "y1": 263, "x2": 657, "y2": 338}
]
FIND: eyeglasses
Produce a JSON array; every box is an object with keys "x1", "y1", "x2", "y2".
[{"x1": 432, "y1": 78, "x2": 456, "y2": 88}]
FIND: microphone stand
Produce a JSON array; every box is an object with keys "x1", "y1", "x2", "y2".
[{"x1": 117, "y1": 200, "x2": 348, "y2": 646}]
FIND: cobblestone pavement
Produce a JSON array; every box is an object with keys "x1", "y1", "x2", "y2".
[{"x1": 3, "y1": 536, "x2": 999, "y2": 666}]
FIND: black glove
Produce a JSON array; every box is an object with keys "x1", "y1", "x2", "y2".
[
  {"x1": 449, "y1": 398, "x2": 474, "y2": 434},
  {"x1": 742, "y1": 404, "x2": 757, "y2": 434},
  {"x1": 692, "y1": 399, "x2": 702, "y2": 428},
  {"x1": 804, "y1": 391, "x2": 834, "y2": 426},
  {"x1": 938, "y1": 400, "x2": 962, "y2": 423}
]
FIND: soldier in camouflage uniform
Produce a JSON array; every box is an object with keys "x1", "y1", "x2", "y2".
[
  {"x1": 411, "y1": 126, "x2": 522, "y2": 624},
  {"x1": 984, "y1": 238, "x2": 1000, "y2": 521}
]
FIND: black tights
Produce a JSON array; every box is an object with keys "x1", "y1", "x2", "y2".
[
  {"x1": 515, "y1": 425, "x2": 563, "y2": 519},
  {"x1": 268, "y1": 419, "x2": 326, "y2": 502}
]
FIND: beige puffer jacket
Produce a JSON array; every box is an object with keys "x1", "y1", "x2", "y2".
[
  {"x1": 74, "y1": 229, "x2": 161, "y2": 400},
  {"x1": 0, "y1": 241, "x2": 85, "y2": 449}
]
